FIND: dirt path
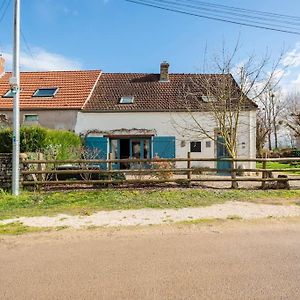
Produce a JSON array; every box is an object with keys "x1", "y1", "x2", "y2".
[
  {"x1": 1, "y1": 220, "x2": 300, "y2": 299},
  {"x1": 1, "y1": 201, "x2": 300, "y2": 228}
]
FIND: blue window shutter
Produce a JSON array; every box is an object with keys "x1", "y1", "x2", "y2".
[
  {"x1": 85, "y1": 137, "x2": 108, "y2": 160},
  {"x1": 152, "y1": 136, "x2": 176, "y2": 158}
]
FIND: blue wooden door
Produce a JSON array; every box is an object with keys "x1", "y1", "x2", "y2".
[
  {"x1": 216, "y1": 136, "x2": 231, "y2": 174},
  {"x1": 85, "y1": 136, "x2": 108, "y2": 169},
  {"x1": 152, "y1": 136, "x2": 176, "y2": 158}
]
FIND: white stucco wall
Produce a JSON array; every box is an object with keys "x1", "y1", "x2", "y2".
[{"x1": 75, "y1": 111, "x2": 256, "y2": 169}]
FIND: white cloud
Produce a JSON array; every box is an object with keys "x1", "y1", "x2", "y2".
[
  {"x1": 283, "y1": 42, "x2": 300, "y2": 68},
  {"x1": 2, "y1": 47, "x2": 83, "y2": 71}
]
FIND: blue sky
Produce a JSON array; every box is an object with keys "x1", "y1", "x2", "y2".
[{"x1": 1, "y1": 0, "x2": 300, "y2": 81}]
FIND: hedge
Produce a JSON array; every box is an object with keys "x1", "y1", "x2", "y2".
[
  {"x1": 0, "y1": 127, "x2": 82, "y2": 159},
  {"x1": 0, "y1": 126, "x2": 47, "y2": 153}
]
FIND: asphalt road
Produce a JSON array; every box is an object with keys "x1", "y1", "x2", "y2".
[{"x1": 1, "y1": 220, "x2": 300, "y2": 300}]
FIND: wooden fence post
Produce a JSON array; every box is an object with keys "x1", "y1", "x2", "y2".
[
  {"x1": 187, "y1": 152, "x2": 191, "y2": 187},
  {"x1": 108, "y1": 153, "x2": 113, "y2": 182},
  {"x1": 261, "y1": 160, "x2": 266, "y2": 189}
]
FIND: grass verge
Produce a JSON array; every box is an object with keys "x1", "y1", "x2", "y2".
[
  {"x1": 257, "y1": 161, "x2": 300, "y2": 174},
  {"x1": 0, "y1": 222, "x2": 50, "y2": 235},
  {"x1": 1, "y1": 189, "x2": 300, "y2": 220}
]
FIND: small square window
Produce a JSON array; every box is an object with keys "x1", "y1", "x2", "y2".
[
  {"x1": 190, "y1": 141, "x2": 201, "y2": 152},
  {"x1": 119, "y1": 96, "x2": 134, "y2": 104},
  {"x1": 206, "y1": 141, "x2": 211, "y2": 148},
  {"x1": 24, "y1": 114, "x2": 39, "y2": 122},
  {"x1": 2, "y1": 90, "x2": 14, "y2": 98},
  {"x1": 33, "y1": 88, "x2": 58, "y2": 97}
]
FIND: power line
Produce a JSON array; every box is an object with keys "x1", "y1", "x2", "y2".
[
  {"x1": 21, "y1": 29, "x2": 39, "y2": 70},
  {"x1": 0, "y1": 0, "x2": 8, "y2": 13},
  {"x1": 129, "y1": 0, "x2": 300, "y2": 31},
  {"x1": 126, "y1": 0, "x2": 300, "y2": 35},
  {"x1": 169, "y1": 0, "x2": 300, "y2": 28},
  {"x1": 182, "y1": 0, "x2": 300, "y2": 22},
  {"x1": 0, "y1": 0, "x2": 11, "y2": 24}
]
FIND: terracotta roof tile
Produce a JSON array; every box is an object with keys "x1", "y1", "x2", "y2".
[{"x1": 0, "y1": 70, "x2": 101, "y2": 110}]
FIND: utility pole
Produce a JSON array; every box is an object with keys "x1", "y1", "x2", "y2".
[{"x1": 11, "y1": 0, "x2": 21, "y2": 195}]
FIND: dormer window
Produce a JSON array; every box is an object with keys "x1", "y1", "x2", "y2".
[
  {"x1": 2, "y1": 90, "x2": 14, "y2": 98},
  {"x1": 202, "y1": 95, "x2": 216, "y2": 102},
  {"x1": 33, "y1": 88, "x2": 58, "y2": 97},
  {"x1": 119, "y1": 96, "x2": 134, "y2": 104}
]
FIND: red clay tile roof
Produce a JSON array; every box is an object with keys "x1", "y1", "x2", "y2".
[
  {"x1": 0, "y1": 70, "x2": 101, "y2": 110},
  {"x1": 83, "y1": 73, "x2": 257, "y2": 112}
]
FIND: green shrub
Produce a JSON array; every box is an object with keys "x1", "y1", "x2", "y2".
[
  {"x1": 0, "y1": 127, "x2": 82, "y2": 159},
  {"x1": 0, "y1": 126, "x2": 47, "y2": 153},
  {"x1": 44, "y1": 129, "x2": 82, "y2": 160}
]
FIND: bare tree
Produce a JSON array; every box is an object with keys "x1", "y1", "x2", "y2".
[
  {"x1": 175, "y1": 44, "x2": 284, "y2": 188},
  {"x1": 282, "y1": 92, "x2": 300, "y2": 147},
  {"x1": 257, "y1": 87, "x2": 285, "y2": 150},
  {"x1": 256, "y1": 110, "x2": 270, "y2": 157}
]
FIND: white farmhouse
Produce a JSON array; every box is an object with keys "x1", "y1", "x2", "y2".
[{"x1": 75, "y1": 63, "x2": 257, "y2": 170}]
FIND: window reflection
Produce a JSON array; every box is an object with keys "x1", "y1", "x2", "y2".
[{"x1": 110, "y1": 139, "x2": 118, "y2": 159}]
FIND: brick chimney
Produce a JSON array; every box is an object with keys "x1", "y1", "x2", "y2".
[
  {"x1": 160, "y1": 61, "x2": 170, "y2": 82},
  {"x1": 0, "y1": 55, "x2": 5, "y2": 78}
]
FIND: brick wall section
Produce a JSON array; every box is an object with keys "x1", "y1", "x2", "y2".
[{"x1": 0, "y1": 153, "x2": 12, "y2": 189}]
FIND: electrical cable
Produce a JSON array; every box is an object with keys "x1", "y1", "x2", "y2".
[
  {"x1": 169, "y1": 0, "x2": 300, "y2": 27},
  {"x1": 0, "y1": 0, "x2": 11, "y2": 24},
  {"x1": 126, "y1": 0, "x2": 300, "y2": 35}
]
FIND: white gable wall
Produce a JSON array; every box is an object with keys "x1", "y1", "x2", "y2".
[{"x1": 75, "y1": 110, "x2": 256, "y2": 169}]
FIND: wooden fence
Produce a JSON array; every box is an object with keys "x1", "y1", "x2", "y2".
[{"x1": 19, "y1": 154, "x2": 300, "y2": 190}]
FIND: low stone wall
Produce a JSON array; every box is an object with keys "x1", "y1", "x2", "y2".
[{"x1": 0, "y1": 153, "x2": 12, "y2": 190}]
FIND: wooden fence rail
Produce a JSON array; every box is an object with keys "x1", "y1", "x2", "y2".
[{"x1": 18, "y1": 154, "x2": 300, "y2": 190}]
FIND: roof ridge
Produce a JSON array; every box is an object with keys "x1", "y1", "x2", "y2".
[
  {"x1": 3, "y1": 70, "x2": 101, "y2": 74},
  {"x1": 102, "y1": 72, "x2": 230, "y2": 76}
]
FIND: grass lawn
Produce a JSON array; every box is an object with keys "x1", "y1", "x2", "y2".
[
  {"x1": 1, "y1": 189, "x2": 300, "y2": 220},
  {"x1": 0, "y1": 222, "x2": 51, "y2": 235},
  {"x1": 257, "y1": 161, "x2": 300, "y2": 174}
]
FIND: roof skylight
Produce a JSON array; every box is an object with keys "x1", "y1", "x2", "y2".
[
  {"x1": 2, "y1": 90, "x2": 15, "y2": 98},
  {"x1": 201, "y1": 95, "x2": 216, "y2": 103},
  {"x1": 33, "y1": 88, "x2": 58, "y2": 97},
  {"x1": 119, "y1": 96, "x2": 134, "y2": 104}
]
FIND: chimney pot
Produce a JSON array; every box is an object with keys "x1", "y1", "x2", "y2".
[{"x1": 160, "y1": 61, "x2": 170, "y2": 82}]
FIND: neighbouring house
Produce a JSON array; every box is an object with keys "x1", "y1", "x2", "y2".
[
  {"x1": 0, "y1": 58, "x2": 101, "y2": 131},
  {"x1": 75, "y1": 62, "x2": 257, "y2": 170}
]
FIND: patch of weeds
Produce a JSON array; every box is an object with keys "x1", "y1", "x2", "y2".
[
  {"x1": 79, "y1": 209, "x2": 92, "y2": 216},
  {"x1": 227, "y1": 215, "x2": 242, "y2": 220},
  {"x1": 86, "y1": 225, "x2": 98, "y2": 230},
  {"x1": 31, "y1": 192, "x2": 45, "y2": 205},
  {"x1": 0, "y1": 222, "x2": 49, "y2": 235},
  {"x1": 55, "y1": 225, "x2": 69, "y2": 231},
  {"x1": 179, "y1": 218, "x2": 222, "y2": 225}
]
